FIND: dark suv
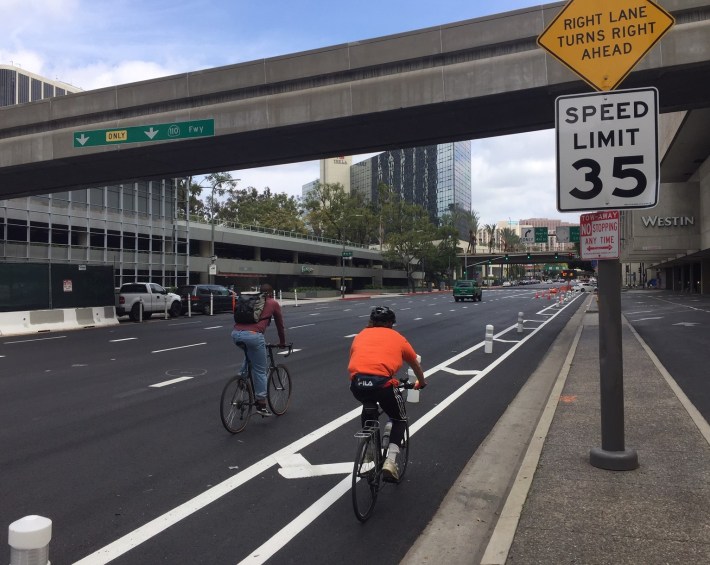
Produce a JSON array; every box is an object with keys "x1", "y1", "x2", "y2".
[
  {"x1": 177, "y1": 284, "x2": 234, "y2": 314},
  {"x1": 453, "y1": 280, "x2": 482, "y2": 302}
]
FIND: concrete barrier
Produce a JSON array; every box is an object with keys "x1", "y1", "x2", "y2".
[{"x1": 0, "y1": 307, "x2": 118, "y2": 337}]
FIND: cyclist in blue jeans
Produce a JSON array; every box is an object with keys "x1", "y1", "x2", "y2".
[{"x1": 232, "y1": 283, "x2": 287, "y2": 416}]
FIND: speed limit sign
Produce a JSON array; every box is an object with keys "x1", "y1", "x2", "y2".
[{"x1": 556, "y1": 87, "x2": 659, "y2": 212}]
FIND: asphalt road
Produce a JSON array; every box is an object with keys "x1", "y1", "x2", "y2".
[
  {"x1": 621, "y1": 290, "x2": 710, "y2": 423},
  {"x1": 1, "y1": 288, "x2": 585, "y2": 564}
]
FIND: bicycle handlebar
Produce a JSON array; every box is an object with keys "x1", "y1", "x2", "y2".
[
  {"x1": 398, "y1": 376, "x2": 425, "y2": 390},
  {"x1": 267, "y1": 342, "x2": 294, "y2": 357}
]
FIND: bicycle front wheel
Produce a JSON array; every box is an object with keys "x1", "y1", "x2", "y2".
[
  {"x1": 220, "y1": 376, "x2": 254, "y2": 433},
  {"x1": 397, "y1": 421, "x2": 410, "y2": 481},
  {"x1": 267, "y1": 364, "x2": 292, "y2": 415},
  {"x1": 352, "y1": 436, "x2": 379, "y2": 522}
]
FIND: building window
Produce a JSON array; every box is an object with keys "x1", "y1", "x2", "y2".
[
  {"x1": 18, "y1": 73, "x2": 30, "y2": 104},
  {"x1": 43, "y1": 83, "x2": 54, "y2": 99},
  {"x1": 0, "y1": 69, "x2": 16, "y2": 107},
  {"x1": 31, "y1": 78, "x2": 42, "y2": 101}
]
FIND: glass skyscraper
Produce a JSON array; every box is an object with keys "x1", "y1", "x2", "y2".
[{"x1": 350, "y1": 141, "x2": 471, "y2": 225}]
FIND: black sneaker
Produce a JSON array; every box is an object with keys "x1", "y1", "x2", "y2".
[{"x1": 255, "y1": 401, "x2": 272, "y2": 417}]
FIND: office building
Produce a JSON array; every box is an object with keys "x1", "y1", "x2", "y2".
[
  {"x1": 0, "y1": 65, "x2": 189, "y2": 288},
  {"x1": 350, "y1": 141, "x2": 472, "y2": 225}
]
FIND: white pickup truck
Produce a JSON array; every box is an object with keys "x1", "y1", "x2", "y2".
[{"x1": 116, "y1": 282, "x2": 182, "y2": 321}]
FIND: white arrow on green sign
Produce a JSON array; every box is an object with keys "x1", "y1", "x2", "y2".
[{"x1": 74, "y1": 119, "x2": 214, "y2": 148}]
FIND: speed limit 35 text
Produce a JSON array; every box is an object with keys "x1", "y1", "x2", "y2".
[{"x1": 565, "y1": 100, "x2": 649, "y2": 149}]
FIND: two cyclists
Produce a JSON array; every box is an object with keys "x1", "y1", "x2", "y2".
[{"x1": 348, "y1": 306, "x2": 426, "y2": 481}]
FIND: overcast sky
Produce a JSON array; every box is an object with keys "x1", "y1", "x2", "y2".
[{"x1": 2, "y1": 0, "x2": 580, "y2": 225}]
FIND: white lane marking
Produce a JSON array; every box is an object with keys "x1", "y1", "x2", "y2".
[
  {"x1": 110, "y1": 338, "x2": 137, "y2": 342},
  {"x1": 633, "y1": 317, "x2": 663, "y2": 322},
  {"x1": 414, "y1": 317, "x2": 423, "y2": 321},
  {"x1": 73, "y1": 408, "x2": 363, "y2": 565},
  {"x1": 289, "y1": 324, "x2": 315, "y2": 329},
  {"x1": 495, "y1": 339, "x2": 521, "y2": 343},
  {"x1": 278, "y1": 349, "x2": 302, "y2": 355},
  {"x1": 149, "y1": 377, "x2": 193, "y2": 388},
  {"x1": 673, "y1": 322, "x2": 698, "y2": 327},
  {"x1": 308, "y1": 313, "x2": 320, "y2": 316},
  {"x1": 315, "y1": 306, "x2": 329, "y2": 310},
  {"x1": 151, "y1": 343, "x2": 207, "y2": 354},
  {"x1": 3, "y1": 335, "x2": 66, "y2": 344},
  {"x1": 76, "y1": 299, "x2": 577, "y2": 564},
  {"x1": 434, "y1": 312, "x2": 442, "y2": 316},
  {"x1": 204, "y1": 326, "x2": 222, "y2": 330},
  {"x1": 276, "y1": 453, "x2": 351, "y2": 478},
  {"x1": 345, "y1": 334, "x2": 358, "y2": 338},
  {"x1": 441, "y1": 367, "x2": 481, "y2": 376},
  {"x1": 626, "y1": 310, "x2": 654, "y2": 315},
  {"x1": 400, "y1": 307, "x2": 411, "y2": 311},
  {"x1": 241, "y1": 305, "x2": 576, "y2": 565}
]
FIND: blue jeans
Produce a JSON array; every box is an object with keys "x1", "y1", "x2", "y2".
[{"x1": 231, "y1": 330, "x2": 267, "y2": 400}]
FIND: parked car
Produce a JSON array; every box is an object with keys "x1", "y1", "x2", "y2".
[
  {"x1": 116, "y1": 282, "x2": 182, "y2": 321},
  {"x1": 453, "y1": 280, "x2": 483, "y2": 302},
  {"x1": 572, "y1": 282, "x2": 597, "y2": 293},
  {"x1": 178, "y1": 284, "x2": 234, "y2": 314}
]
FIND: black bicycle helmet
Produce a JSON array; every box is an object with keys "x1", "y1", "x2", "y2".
[{"x1": 370, "y1": 306, "x2": 396, "y2": 325}]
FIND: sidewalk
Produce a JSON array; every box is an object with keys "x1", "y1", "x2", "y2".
[{"x1": 405, "y1": 296, "x2": 710, "y2": 564}]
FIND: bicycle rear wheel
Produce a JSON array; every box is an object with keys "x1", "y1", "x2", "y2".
[
  {"x1": 267, "y1": 364, "x2": 292, "y2": 415},
  {"x1": 220, "y1": 376, "x2": 254, "y2": 433},
  {"x1": 352, "y1": 436, "x2": 379, "y2": 522}
]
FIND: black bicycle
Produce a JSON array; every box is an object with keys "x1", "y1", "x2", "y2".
[
  {"x1": 351, "y1": 377, "x2": 415, "y2": 522},
  {"x1": 220, "y1": 342, "x2": 293, "y2": 433}
]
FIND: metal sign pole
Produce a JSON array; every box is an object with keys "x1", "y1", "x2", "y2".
[{"x1": 590, "y1": 259, "x2": 638, "y2": 470}]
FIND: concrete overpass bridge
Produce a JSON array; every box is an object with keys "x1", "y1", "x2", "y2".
[{"x1": 0, "y1": 0, "x2": 709, "y2": 199}]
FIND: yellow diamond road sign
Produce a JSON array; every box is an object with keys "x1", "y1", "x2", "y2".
[{"x1": 538, "y1": 0, "x2": 674, "y2": 91}]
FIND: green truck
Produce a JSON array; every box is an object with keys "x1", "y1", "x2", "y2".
[{"x1": 453, "y1": 280, "x2": 482, "y2": 302}]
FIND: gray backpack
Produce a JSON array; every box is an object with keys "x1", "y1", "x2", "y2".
[{"x1": 234, "y1": 293, "x2": 267, "y2": 324}]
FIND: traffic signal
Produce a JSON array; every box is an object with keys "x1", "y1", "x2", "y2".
[
  {"x1": 554, "y1": 252, "x2": 559, "y2": 260},
  {"x1": 487, "y1": 259, "x2": 492, "y2": 264},
  {"x1": 526, "y1": 253, "x2": 532, "y2": 260},
  {"x1": 504, "y1": 254, "x2": 509, "y2": 261}
]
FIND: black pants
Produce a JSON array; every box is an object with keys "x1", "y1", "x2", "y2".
[{"x1": 350, "y1": 381, "x2": 407, "y2": 448}]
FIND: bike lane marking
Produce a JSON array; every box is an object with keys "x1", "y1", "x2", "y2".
[
  {"x1": 239, "y1": 305, "x2": 577, "y2": 564},
  {"x1": 75, "y1": 299, "x2": 578, "y2": 565}
]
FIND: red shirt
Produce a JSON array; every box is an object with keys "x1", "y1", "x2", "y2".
[
  {"x1": 348, "y1": 326, "x2": 417, "y2": 386},
  {"x1": 233, "y1": 297, "x2": 286, "y2": 344}
]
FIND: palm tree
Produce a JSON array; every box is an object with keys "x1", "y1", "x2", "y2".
[{"x1": 485, "y1": 224, "x2": 497, "y2": 253}]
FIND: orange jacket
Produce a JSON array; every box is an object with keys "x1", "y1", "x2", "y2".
[{"x1": 348, "y1": 327, "x2": 417, "y2": 386}]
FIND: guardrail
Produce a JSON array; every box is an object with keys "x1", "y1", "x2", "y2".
[{"x1": 183, "y1": 215, "x2": 369, "y2": 249}]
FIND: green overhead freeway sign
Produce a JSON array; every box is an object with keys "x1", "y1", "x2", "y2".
[
  {"x1": 534, "y1": 227, "x2": 548, "y2": 243},
  {"x1": 73, "y1": 119, "x2": 214, "y2": 148}
]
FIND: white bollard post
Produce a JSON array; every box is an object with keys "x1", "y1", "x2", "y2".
[
  {"x1": 407, "y1": 367, "x2": 419, "y2": 403},
  {"x1": 188, "y1": 295, "x2": 192, "y2": 317},
  {"x1": 209, "y1": 293, "x2": 214, "y2": 315},
  {"x1": 294, "y1": 289, "x2": 299, "y2": 307},
  {"x1": 517, "y1": 312, "x2": 524, "y2": 333},
  {"x1": 484, "y1": 324, "x2": 494, "y2": 354},
  {"x1": 139, "y1": 297, "x2": 143, "y2": 323},
  {"x1": 9, "y1": 515, "x2": 52, "y2": 565},
  {"x1": 164, "y1": 297, "x2": 169, "y2": 320}
]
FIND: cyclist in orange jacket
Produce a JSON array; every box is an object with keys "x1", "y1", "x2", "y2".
[{"x1": 348, "y1": 306, "x2": 426, "y2": 481}]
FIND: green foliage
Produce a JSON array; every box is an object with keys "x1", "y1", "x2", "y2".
[{"x1": 300, "y1": 182, "x2": 376, "y2": 244}]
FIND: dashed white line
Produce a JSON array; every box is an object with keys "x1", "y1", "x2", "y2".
[
  {"x1": 110, "y1": 338, "x2": 138, "y2": 342},
  {"x1": 204, "y1": 326, "x2": 223, "y2": 330},
  {"x1": 152, "y1": 343, "x2": 206, "y2": 353},
  {"x1": 4, "y1": 335, "x2": 66, "y2": 344},
  {"x1": 150, "y1": 376, "x2": 193, "y2": 388}
]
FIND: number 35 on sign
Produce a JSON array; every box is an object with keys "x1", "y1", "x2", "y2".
[{"x1": 556, "y1": 87, "x2": 659, "y2": 212}]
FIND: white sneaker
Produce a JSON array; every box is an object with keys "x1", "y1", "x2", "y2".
[{"x1": 382, "y1": 459, "x2": 399, "y2": 482}]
